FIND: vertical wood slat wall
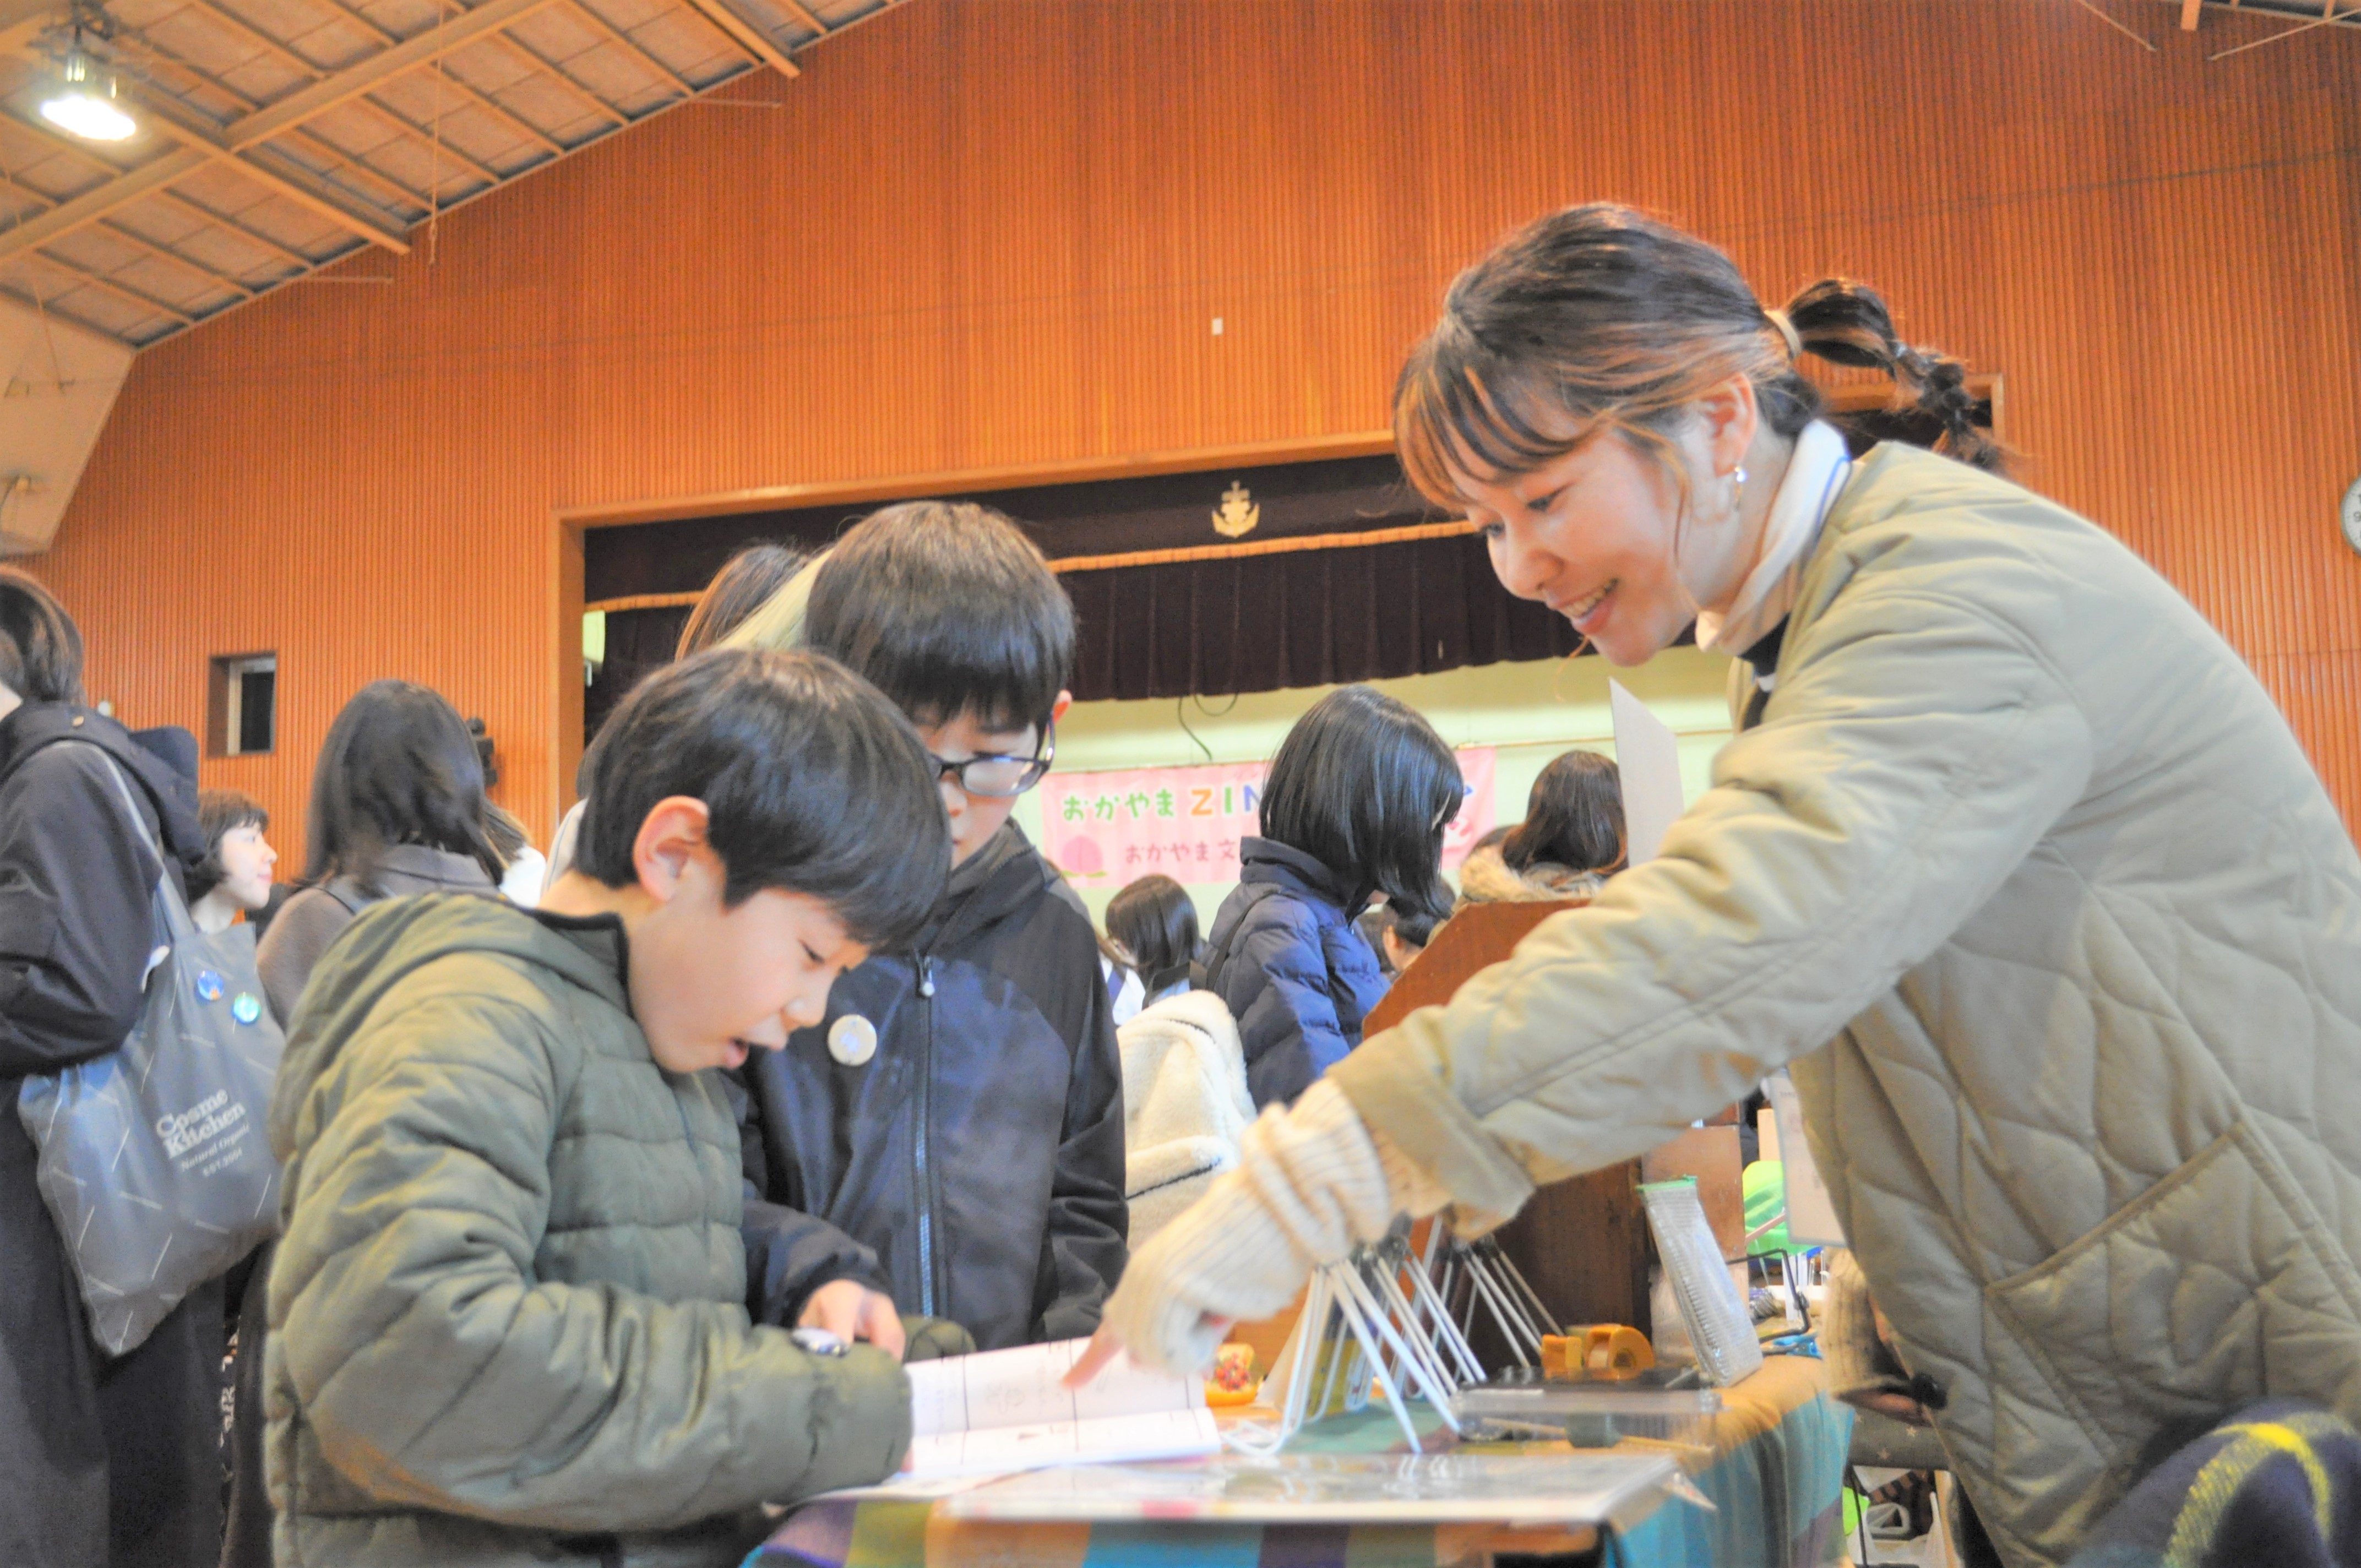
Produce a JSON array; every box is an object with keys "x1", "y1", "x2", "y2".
[{"x1": 32, "y1": 0, "x2": 2361, "y2": 851}]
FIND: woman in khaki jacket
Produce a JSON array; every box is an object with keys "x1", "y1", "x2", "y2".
[{"x1": 1078, "y1": 205, "x2": 2361, "y2": 1568}]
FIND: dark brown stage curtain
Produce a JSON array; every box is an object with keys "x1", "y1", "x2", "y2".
[
  {"x1": 1063, "y1": 532, "x2": 1584, "y2": 703},
  {"x1": 585, "y1": 532, "x2": 1583, "y2": 745}
]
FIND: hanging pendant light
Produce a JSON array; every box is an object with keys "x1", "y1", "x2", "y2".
[{"x1": 40, "y1": 42, "x2": 135, "y2": 143}]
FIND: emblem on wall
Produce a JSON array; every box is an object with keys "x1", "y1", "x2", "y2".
[{"x1": 1211, "y1": 481, "x2": 1260, "y2": 539}]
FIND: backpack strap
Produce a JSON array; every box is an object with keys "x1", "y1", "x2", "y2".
[{"x1": 1196, "y1": 881, "x2": 1285, "y2": 995}]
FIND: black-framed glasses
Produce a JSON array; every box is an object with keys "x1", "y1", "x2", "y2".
[{"x1": 927, "y1": 721, "x2": 1055, "y2": 799}]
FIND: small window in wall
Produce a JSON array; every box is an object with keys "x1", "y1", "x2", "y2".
[{"x1": 208, "y1": 654, "x2": 276, "y2": 757}]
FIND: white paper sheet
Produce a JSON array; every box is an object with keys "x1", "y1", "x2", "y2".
[
  {"x1": 1766, "y1": 1072, "x2": 1846, "y2": 1248},
  {"x1": 937, "y1": 1450, "x2": 1679, "y2": 1526},
  {"x1": 896, "y1": 1338, "x2": 1218, "y2": 1482},
  {"x1": 1608, "y1": 680, "x2": 1686, "y2": 865}
]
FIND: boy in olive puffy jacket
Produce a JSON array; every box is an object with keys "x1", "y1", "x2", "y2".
[{"x1": 264, "y1": 650, "x2": 954, "y2": 1568}]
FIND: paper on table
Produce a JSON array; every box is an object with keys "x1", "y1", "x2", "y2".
[
  {"x1": 899, "y1": 1338, "x2": 1219, "y2": 1482},
  {"x1": 1608, "y1": 679, "x2": 1687, "y2": 865},
  {"x1": 937, "y1": 1450, "x2": 1680, "y2": 1527}
]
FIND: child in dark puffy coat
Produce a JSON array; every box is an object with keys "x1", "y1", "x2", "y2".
[{"x1": 1201, "y1": 685, "x2": 1463, "y2": 1108}]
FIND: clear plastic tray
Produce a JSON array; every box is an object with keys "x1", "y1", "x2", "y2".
[{"x1": 1452, "y1": 1373, "x2": 1723, "y2": 1447}]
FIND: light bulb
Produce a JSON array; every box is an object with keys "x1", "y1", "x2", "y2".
[{"x1": 39, "y1": 51, "x2": 134, "y2": 143}]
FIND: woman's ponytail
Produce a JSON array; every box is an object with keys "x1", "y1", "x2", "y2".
[
  {"x1": 0, "y1": 566, "x2": 85, "y2": 706},
  {"x1": 1783, "y1": 278, "x2": 2005, "y2": 473}
]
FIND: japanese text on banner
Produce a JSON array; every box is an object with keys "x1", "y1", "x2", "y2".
[{"x1": 1041, "y1": 749, "x2": 1496, "y2": 886}]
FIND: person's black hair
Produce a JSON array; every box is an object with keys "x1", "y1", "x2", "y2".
[
  {"x1": 1357, "y1": 901, "x2": 1438, "y2": 978},
  {"x1": 678, "y1": 542, "x2": 807, "y2": 659},
  {"x1": 1471, "y1": 824, "x2": 1512, "y2": 853},
  {"x1": 0, "y1": 566, "x2": 84, "y2": 706},
  {"x1": 481, "y1": 801, "x2": 529, "y2": 870},
  {"x1": 574, "y1": 647, "x2": 949, "y2": 949},
  {"x1": 304, "y1": 680, "x2": 505, "y2": 896},
  {"x1": 1260, "y1": 685, "x2": 1463, "y2": 922},
  {"x1": 189, "y1": 788, "x2": 268, "y2": 903},
  {"x1": 1395, "y1": 203, "x2": 2004, "y2": 512},
  {"x1": 1503, "y1": 748, "x2": 1625, "y2": 876},
  {"x1": 804, "y1": 500, "x2": 1073, "y2": 734},
  {"x1": 1106, "y1": 873, "x2": 1200, "y2": 991}
]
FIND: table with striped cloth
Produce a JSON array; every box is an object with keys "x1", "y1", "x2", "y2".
[{"x1": 749, "y1": 1354, "x2": 1849, "y2": 1568}]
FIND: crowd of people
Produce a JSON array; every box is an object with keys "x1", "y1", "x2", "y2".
[
  {"x1": 0, "y1": 496, "x2": 1626, "y2": 1568},
  {"x1": 7, "y1": 197, "x2": 2358, "y2": 1568}
]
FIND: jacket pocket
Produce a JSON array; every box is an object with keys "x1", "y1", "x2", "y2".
[{"x1": 1985, "y1": 1120, "x2": 2361, "y2": 1478}]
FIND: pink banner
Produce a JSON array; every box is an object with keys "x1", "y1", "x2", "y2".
[{"x1": 1042, "y1": 748, "x2": 1497, "y2": 888}]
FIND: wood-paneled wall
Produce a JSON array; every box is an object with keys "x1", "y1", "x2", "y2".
[{"x1": 34, "y1": 0, "x2": 2361, "y2": 851}]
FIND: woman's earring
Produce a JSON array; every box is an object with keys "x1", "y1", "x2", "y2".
[{"x1": 1732, "y1": 465, "x2": 1748, "y2": 511}]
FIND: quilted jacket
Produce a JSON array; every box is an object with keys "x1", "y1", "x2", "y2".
[
  {"x1": 265, "y1": 894, "x2": 911, "y2": 1567},
  {"x1": 1331, "y1": 443, "x2": 2361, "y2": 1568},
  {"x1": 1204, "y1": 837, "x2": 1392, "y2": 1108}
]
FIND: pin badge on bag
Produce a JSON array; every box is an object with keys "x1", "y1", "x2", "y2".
[
  {"x1": 827, "y1": 1014, "x2": 878, "y2": 1067},
  {"x1": 230, "y1": 994, "x2": 263, "y2": 1026},
  {"x1": 194, "y1": 970, "x2": 225, "y2": 1003}
]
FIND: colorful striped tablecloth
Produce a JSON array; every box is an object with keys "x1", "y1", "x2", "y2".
[{"x1": 749, "y1": 1354, "x2": 1849, "y2": 1568}]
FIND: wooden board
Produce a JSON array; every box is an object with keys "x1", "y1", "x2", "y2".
[{"x1": 1367, "y1": 897, "x2": 1652, "y2": 1340}]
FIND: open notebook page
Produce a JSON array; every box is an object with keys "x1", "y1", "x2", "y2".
[{"x1": 903, "y1": 1338, "x2": 1220, "y2": 1480}]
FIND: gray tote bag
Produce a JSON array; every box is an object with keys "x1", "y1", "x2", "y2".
[{"x1": 17, "y1": 746, "x2": 287, "y2": 1355}]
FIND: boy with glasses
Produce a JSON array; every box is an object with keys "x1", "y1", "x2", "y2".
[{"x1": 737, "y1": 502, "x2": 1129, "y2": 1352}]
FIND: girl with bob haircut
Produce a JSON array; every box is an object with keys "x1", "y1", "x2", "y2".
[
  {"x1": 1200, "y1": 684, "x2": 1461, "y2": 1108},
  {"x1": 0, "y1": 568, "x2": 225, "y2": 1567},
  {"x1": 1080, "y1": 204, "x2": 2361, "y2": 1568},
  {"x1": 1105, "y1": 873, "x2": 1201, "y2": 1006}
]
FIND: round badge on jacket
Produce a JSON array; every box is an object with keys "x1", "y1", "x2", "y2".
[
  {"x1": 826, "y1": 1014, "x2": 878, "y2": 1068},
  {"x1": 230, "y1": 993, "x2": 263, "y2": 1026},
  {"x1": 194, "y1": 970, "x2": 225, "y2": 1003}
]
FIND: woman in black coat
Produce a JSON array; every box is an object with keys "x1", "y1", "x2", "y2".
[{"x1": 0, "y1": 568, "x2": 223, "y2": 1568}]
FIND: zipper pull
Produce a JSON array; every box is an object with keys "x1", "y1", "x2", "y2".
[{"x1": 917, "y1": 957, "x2": 936, "y2": 999}]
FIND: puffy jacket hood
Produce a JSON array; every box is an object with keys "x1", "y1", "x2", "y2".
[
  {"x1": 1453, "y1": 845, "x2": 1604, "y2": 907},
  {"x1": 269, "y1": 894, "x2": 628, "y2": 1162},
  {"x1": 0, "y1": 701, "x2": 204, "y2": 872}
]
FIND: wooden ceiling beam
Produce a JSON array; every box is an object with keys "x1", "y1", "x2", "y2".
[
  {"x1": 486, "y1": 31, "x2": 625, "y2": 125},
  {"x1": 110, "y1": 33, "x2": 447, "y2": 211},
  {"x1": 562, "y1": 0, "x2": 693, "y2": 97},
  {"x1": 2182, "y1": 0, "x2": 2204, "y2": 25},
  {"x1": 0, "y1": 279, "x2": 140, "y2": 346},
  {"x1": 153, "y1": 187, "x2": 315, "y2": 269},
  {"x1": 169, "y1": 0, "x2": 507, "y2": 188},
  {"x1": 675, "y1": 0, "x2": 797, "y2": 77},
  {"x1": 777, "y1": 0, "x2": 826, "y2": 37},
  {"x1": 0, "y1": 117, "x2": 259, "y2": 293},
  {"x1": 225, "y1": 0, "x2": 562, "y2": 151},
  {"x1": 20, "y1": 251, "x2": 199, "y2": 326},
  {"x1": 128, "y1": 85, "x2": 416, "y2": 247},
  {"x1": 304, "y1": 0, "x2": 570, "y2": 158},
  {"x1": 0, "y1": 0, "x2": 569, "y2": 264}
]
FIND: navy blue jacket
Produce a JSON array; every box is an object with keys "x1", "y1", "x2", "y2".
[
  {"x1": 739, "y1": 823, "x2": 1128, "y2": 1352},
  {"x1": 1203, "y1": 837, "x2": 1391, "y2": 1109}
]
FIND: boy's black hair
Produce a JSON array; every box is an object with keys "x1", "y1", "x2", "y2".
[
  {"x1": 1106, "y1": 873, "x2": 1200, "y2": 987},
  {"x1": 306, "y1": 680, "x2": 505, "y2": 896},
  {"x1": 804, "y1": 501, "x2": 1072, "y2": 734},
  {"x1": 1260, "y1": 684, "x2": 1463, "y2": 923},
  {"x1": 574, "y1": 647, "x2": 949, "y2": 949},
  {"x1": 190, "y1": 788, "x2": 268, "y2": 902},
  {"x1": 0, "y1": 567, "x2": 84, "y2": 707}
]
